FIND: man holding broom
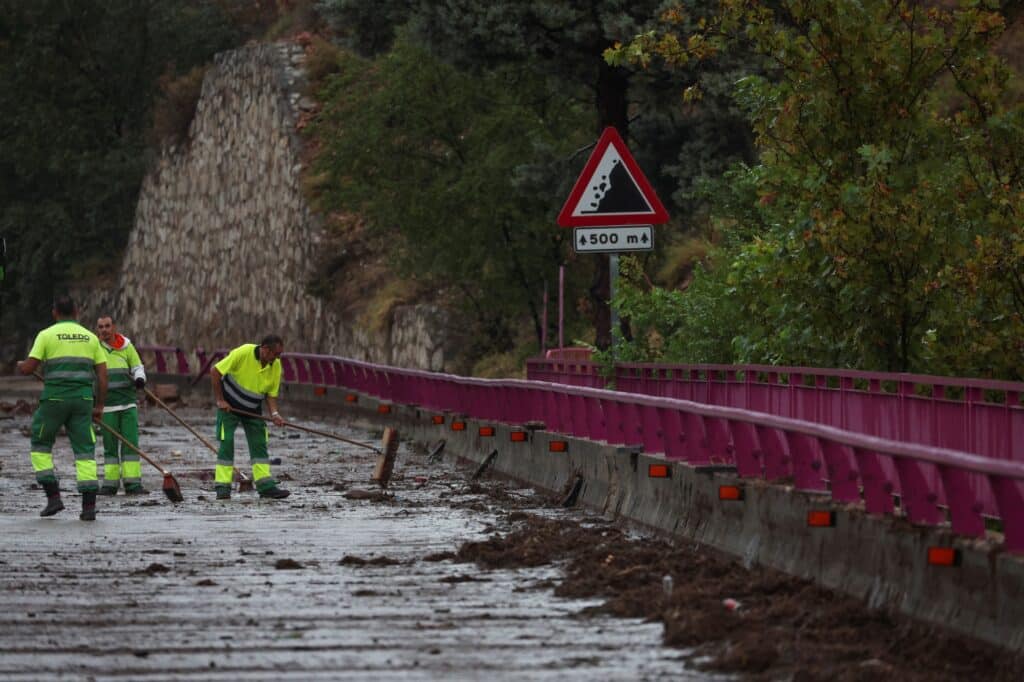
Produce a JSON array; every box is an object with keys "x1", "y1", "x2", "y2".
[
  {"x1": 16, "y1": 295, "x2": 107, "y2": 521},
  {"x1": 95, "y1": 315, "x2": 148, "y2": 496},
  {"x1": 210, "y1": 336, "x2": 290, "y2": 500}
]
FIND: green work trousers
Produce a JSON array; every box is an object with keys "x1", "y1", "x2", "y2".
[
  {"x1": 29, "y1": 399, "x2": 98, "y2": 493},
  {"x1": 100, "y1": 408, "x2": 142, "y2": 491},
  {"x1": 214, "y1": 409, "x2": 277, "y2": 494}
]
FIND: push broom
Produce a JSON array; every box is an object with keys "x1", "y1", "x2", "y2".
[
  {"x1": 144, "y1": 387, "x2": 254, "y2": 493},
  {"x1": 33, "y1": 370, "x2": 184, "y2": 502},
  {"x1": 94, "y1": 418, "x2": 185, "y2": 503},
  {"x1": 228, "y1": 407, "x2": 400, "y2": 488}
]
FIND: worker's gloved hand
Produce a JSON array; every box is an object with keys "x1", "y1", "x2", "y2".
[{"x1": 135, "y1": 377, "x2": 146, "y2": 390}]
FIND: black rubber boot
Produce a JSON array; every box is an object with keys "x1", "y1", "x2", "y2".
[
  {"x1": 215, "y1": 486, "x2": 231, "y2": 500},
  {"x1": 40, "y1": 482, "x2": 65, "y2": 517},
  {"x1": 259, "y1": 486, "x2": 290, "y2": 500},
  {"x1": 80, "y1": 491, "x2": 97, "y2": 522}
]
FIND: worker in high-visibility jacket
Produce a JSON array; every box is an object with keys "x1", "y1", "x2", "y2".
[
  {"x1": 210, "y1": 336, "x2": 290, "y2": 500},
  {"x1": 96, "y1": 316, "x2": 148, "y2": 495},
  {"x1": 17, "y1": 295, "x2": 107, "y2": 521}
]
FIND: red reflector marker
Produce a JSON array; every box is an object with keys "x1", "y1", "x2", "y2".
[
  {"x1": 927, "y1": 547, "x2": 960, "y2": 567},
  {"x1": 431, "y1": 415, "x2": 445, "y2": 425},
  {"x1": 549, "y1": 440, "x2": 568, "y2": 453},
  {"x1": 510, "y1": 431, "x2": 528, "y2": 442},
  {"x1": 718, "y1": 485, "x2": 743, "y2": 501},
  {"x1": 807, "y1": 510, "x2": 835, "y2": 527},
  {"x1": 648, "y1": 463, "x2": 670, "y2": 478},
  {"x1": 345, "y1": 394, "x2": 358, "y2": 403},
  {"x1": 314, "y1": 386, "x2": 327, "y2": 396},
  {"x1": 451, "y1": 421, "x2": 466, "y2": 431},
  {"x1": 479, "y1": 426, "x2": 495, "y2": 437},
  {"x1": 377, "y1": 404, "x2": 392, "y2": 414}
]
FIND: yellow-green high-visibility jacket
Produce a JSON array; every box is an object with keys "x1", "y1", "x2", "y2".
[
  {"x1": 29, "y1": 320, "x2": 107, "y2": 400},
  {"x1": 101, "y1": 333, "x2": 146, "y2": 411},
  {"x1": 215, "y1": 343, "x2": 281, "y2": 414}
]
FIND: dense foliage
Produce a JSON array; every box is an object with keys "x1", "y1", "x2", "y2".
[
  {"x1": 307, "y1": 37, "x2": 595, "y2": 361},
  {"x1": 606, "y1": 0, "x2": 1024, "y2": 378},
  {"x1": 0, "y1": 1, "x2": 255, "y2": 354},
  {"x1": 316, "y1": 0, "x2": 757, "y2": 354}
]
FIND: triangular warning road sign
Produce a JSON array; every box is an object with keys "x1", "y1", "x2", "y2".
[{"x1": 557, "y1": 127, "x2": 669, "y2": 227}]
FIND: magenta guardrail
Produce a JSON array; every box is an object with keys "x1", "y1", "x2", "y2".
[
  {"x1": 136, "y1": 345, "x2": 191, "y2": 375},
  {"x1": 528, "y1": 358, "x2": 1024, "y2": 517},
  {"x1": 140, "y1": 346, "x2": 338, "y2": 385},
  {"x1": 284, "y1": 352, "x2": 1024, "y2": 552},
  {"x1": 138, "y1": 346, "x2": 1024, "y2": 551}
]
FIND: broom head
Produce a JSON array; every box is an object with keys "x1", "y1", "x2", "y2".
[{"x1": 162, "y1": 473, "x2": 185, "y2": 503}]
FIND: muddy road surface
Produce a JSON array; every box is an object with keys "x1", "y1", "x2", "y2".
[
  {"x1": 1, "y1": 401, "x2": 1022, "y2": 681},
  {"x1": 0, "y1": 405, "x2": 705, "y2": 681}
]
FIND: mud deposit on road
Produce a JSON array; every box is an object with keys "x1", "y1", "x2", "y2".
[{"x1": 453, "y1": 514, "x2": 1024, "y2": 681}]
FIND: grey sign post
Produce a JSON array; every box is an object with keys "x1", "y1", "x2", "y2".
[{"x1": 572, "y1": 226, "x2": 654, "y2": 355}]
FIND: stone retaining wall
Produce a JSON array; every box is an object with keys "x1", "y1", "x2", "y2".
[{"x1": 93, "y1": 42, "x2": 446, "y2": 371}]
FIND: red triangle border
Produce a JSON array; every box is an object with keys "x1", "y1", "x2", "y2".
[{"x1": 557, "y1": 127, "x2": 669, "y2": 228}]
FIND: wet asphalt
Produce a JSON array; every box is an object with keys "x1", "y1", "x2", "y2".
[{"x1": 0, "y1": 404, "x2": 715, "y2": 681}]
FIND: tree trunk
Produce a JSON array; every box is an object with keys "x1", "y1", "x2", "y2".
[{"x1": 591, "y1": 58, "x2": 630, "y2": 350}]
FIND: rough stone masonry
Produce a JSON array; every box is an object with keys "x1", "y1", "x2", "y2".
[{"x1": 93, "y1": 42, "x2": 447, "y2": 372}]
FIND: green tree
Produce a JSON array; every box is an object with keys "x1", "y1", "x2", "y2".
[
  {"x1": 308, "y1": 37, "x2": 593, "y2": 360},
  {"x1": 317, "y1": 0, "x2": 758, "y2": 350},
  {"x1": 0, "y1": 0, "x2": 239, "y2": 355},
  {"x1": 608, "y1": 0, "x2": 1024, "y2": 375}
]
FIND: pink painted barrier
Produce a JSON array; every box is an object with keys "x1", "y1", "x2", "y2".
[
  {"x1": 527, "y1": 358, "x2": 1024, "y2": 518},
  {"x1": 138, "y1": 346, "x2": 1024, "y2": 551},
  {"x1": 136, "y1": 345, "x2": 191, "y2": 375},
  {"x1": 284, "y1": 352, "x2": 1024, "y2": 552}
]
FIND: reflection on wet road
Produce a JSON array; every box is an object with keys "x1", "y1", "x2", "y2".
[{"x1": 0, "y1": 407, "x2": 710, "y2": 681}]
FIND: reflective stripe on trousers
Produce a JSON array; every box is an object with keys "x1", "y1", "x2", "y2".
[
  {"x1": 29, "y1": 399, "x2": 98, "y2": 492},
  {"x1": 214, "y1": 409, "x2": 277, "y2": 492}
]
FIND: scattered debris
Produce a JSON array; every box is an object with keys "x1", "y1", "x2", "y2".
[
  {"x1": 344, "y1": 489, "x2": 389, "y2": 502},
  {"x1": 135, "y1": 563, "x2": 171, "y2": 576},
  {"x1": 439, "y1": 574, "x2": 485, "y2": 584},
  {"x1": 339, "y1": 555, "x2": 403, "y2": 567},
  {"x1": 422, "y1": 552, "x2": 456, "y2": 562}
]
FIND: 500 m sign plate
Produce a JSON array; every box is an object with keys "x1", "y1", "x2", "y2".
[{"x1": 572, "y1": 226, "x2": 654, "y2": 254}]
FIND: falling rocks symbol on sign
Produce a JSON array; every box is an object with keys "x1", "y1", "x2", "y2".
[{"x1": 584, "y1": 159, "x2": 650, "y2": 214}]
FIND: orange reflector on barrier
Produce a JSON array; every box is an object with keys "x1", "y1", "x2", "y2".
[
  {"x1": 451, "y1": 421, "x2": 466, "y2": 431},
  {"x1": 377, "y1": 404, "x2": 392, "y2": 415},
  {"x1": 510, "y1": 431, "x2": 528, "y2": 442},
  {"x1": 549, "y1": 440, "x2": 568, "y2": 453},
  {"x1": 718, "y1": 485, "x2": 743, "y2": 501},
  {"x1": 313, "y1": 386, "x2": 327, "y2": 396},
  {"x1": 345, "y1": 394, "x2": 358, "y2": 403},
  {"x1": 807, "y1": 510, "x2": 835, "y2": 527},
  {"x1": 479, "y1": 426, "x2": 495, "y2": 437},
  {"x1": 431, "y1": 415, "x2": 445, "y2": 425},
  {"x1": 927, "y1": 547, "x2": 960, "y2": 567},
  {"x1": 648, "y1": 464, "x2": 670, "y2": 478}
]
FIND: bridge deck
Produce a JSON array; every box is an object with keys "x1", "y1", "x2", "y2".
[
  {"x1": 0, "y1": 407, "x2": 694, "y2": 681},
  {"x1": 0, "y1": 400, "x2": 1021, "y2": 679}
]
